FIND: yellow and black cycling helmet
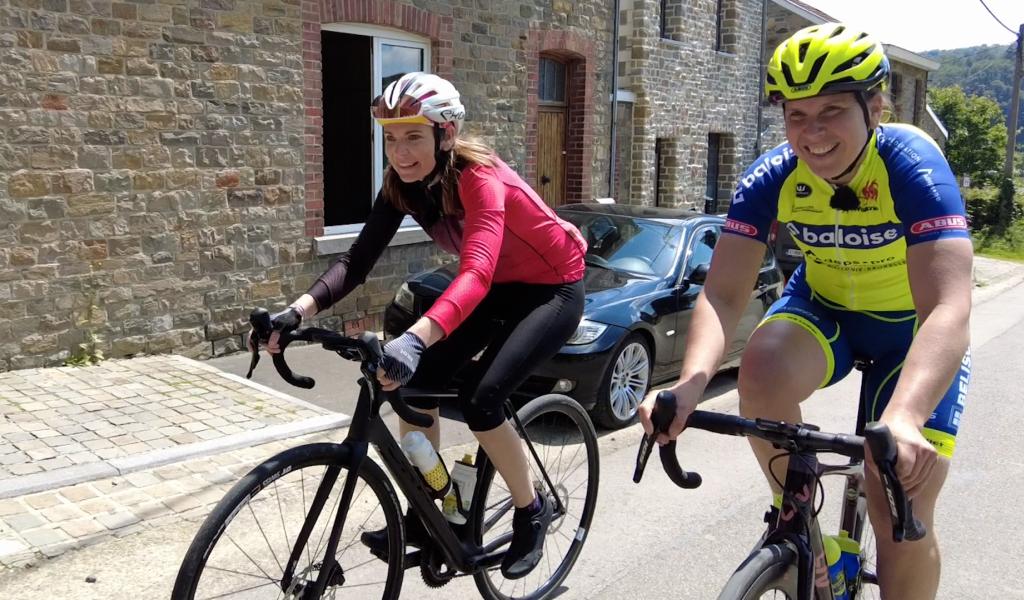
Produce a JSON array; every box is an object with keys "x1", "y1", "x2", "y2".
[{"x1": 765, "y1": 23, "x2": 889, "y2": 104}]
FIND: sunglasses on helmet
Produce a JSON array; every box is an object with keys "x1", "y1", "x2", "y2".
[{"x1": 370, "y1": 93, "x2": 430, "y2": 123}]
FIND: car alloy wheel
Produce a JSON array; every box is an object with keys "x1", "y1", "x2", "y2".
[{"x1": 591, "y1": 334, "x2": 652, "y2": 430}]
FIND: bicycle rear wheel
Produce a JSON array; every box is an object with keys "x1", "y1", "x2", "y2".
[
  {"x1": 172, "y1": 443, "x2": 404, "y2": 600},
  {"x1": 471, "y1": 394, "x2": 600, "y2": 600},
  {"x1": 718, "y1": 543, "x2": 799, "y2": 600}
]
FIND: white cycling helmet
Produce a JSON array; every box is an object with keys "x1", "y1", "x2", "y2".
[{"x1": 371, "y1": 72, "x2": 466, "y2": 133}]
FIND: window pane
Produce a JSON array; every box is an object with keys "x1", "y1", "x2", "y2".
[
  {"x1": 381, "y1": 44, "x2": 423, "y2": 89},
  {"x1": 687, "y1": 228, "x2": 718, "y2": 271},
  {"x1": 379, "y1": 44, "x2": 424, "y2": 180},
  {"x1": 539, "y1": 57, "x2": 565, "y2": 103}
]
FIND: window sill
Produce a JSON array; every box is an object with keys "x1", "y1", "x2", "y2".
[{"x1": 314, "y1": 226, "x2": 432, "y2": 256}]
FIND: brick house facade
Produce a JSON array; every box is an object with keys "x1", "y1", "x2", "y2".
[
  {"x1": 0, "y1": 0, "x2": 615, "y2": 369},
  {"x1": 613, "y1": 0, "x2": 766, "y2": 213}
]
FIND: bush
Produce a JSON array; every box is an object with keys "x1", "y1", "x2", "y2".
[
  {"x1": 963, "y1": 185, "x2": 999, "y2": 227},
  {"x1": 963, "y1": 180, "x2": 1024, "y2": 232}
]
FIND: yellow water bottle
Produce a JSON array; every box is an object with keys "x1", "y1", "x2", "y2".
[
  {"x1": 401, "y1": 431, "x2": 450, "y2": 498},
  {"x1": 824, "y1": 534, "x2": 848, "y2": 600},
  {"x1": 835, "y1": 530, "x2": 861, "y2": 590}
]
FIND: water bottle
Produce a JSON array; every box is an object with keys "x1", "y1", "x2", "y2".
[
  {"x1": 823, "y1": 534, "x2": 849, "y2": 600},
  {"x1": 401, "y1": 431, "x2": 450, "y2": 498},
  {"x1": 835, "y1": 530, "x2": 861, "y2": 590},
  {"x1": 442, "y1": 454, "x2": 477, "y2": 525}
]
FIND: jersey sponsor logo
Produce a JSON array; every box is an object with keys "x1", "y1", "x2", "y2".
[
  {"x1": 795, "y1": 183, "x2": 812, "y2": 198},
  {"x1": 738, "y1": 146, "x2": 795, "y2": 189},
  {"x1": 861, "y1": 180, "x2": 878, "y2": 202},
  {"x1": 909, "y1": 215, "x2": 967, "y2": 235},
  {"x1": 724, "y1": 219, "x2": 758, "y2": 236},
  {"x1": 786, "y1": 221, "x2": 902, "y2": 249}
]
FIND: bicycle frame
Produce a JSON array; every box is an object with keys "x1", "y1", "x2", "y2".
[
  {"x1": 763, "y1": 451, "x2": 832, "y2": 600},
  {"x1": 761, "y1": 450, "x2": 873, "y2": 600},
  {"x1": 280, "y1": 359, "x2": 550, "y2": 596}
]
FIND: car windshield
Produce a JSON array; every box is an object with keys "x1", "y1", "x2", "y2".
[{"x1": 558, "y1": 211, "x2": 681, "y2": 278}]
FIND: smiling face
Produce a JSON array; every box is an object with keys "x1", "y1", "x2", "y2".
[
  {"x1": 783, "y1": 92, "x2": 882, "y2": 184},
  {"x1": 383, "y1": 123, "x2": 454, "y2": 182}
]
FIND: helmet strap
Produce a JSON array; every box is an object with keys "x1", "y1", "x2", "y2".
[{"x1": 421, "y1": 124, "x2": 451, "y2": 184}]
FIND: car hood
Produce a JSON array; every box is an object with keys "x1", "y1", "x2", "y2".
[{"x1": 581, "y1": 267, "x2": 662, "y2": 326}]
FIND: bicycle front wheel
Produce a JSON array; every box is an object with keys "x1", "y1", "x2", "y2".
[
  {"x1": 850, "y1": 518, "x2": 879, "y2": 600},
  {"x1": 172, "y1": 443, "x2": 404, "y2": 600},
  {"x1": 718, "y1": 543, "x2": 799, "y2": 600},
  {"x1": 471, "y1": 394, "x2": 600, "y2": 600}
]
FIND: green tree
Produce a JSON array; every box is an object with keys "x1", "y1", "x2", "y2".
[{"x1": 928, "y1": 85, "x2": 1007, "y2": 185}]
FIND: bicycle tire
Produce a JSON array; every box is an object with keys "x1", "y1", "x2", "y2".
[
  {"x1": 172, "y1": 443, "x2": 404, "y2": 600},
  {"x1": 850, "y1": 517, "x2": 879, "y2": 600},
  {"x1": 717, "y1": 543, "x2": 799, "y2": 600},
  {"x1": 470, "y1": 393, "x2": 600, "y2": 600}
]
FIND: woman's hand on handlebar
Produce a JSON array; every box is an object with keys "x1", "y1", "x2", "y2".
[
  {"x1": 376, "y1": 331, "x2": 426, "y2": 391},
  {"x1": 248, "y1": 306, "x2": 302, "y2": 354},
  {"x1": 638, "y1": 378, "x2": 703, "y2": 445}
]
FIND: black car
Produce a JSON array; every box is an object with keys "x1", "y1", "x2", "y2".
[{"x1": 384, "y1": 203, "x2": 785, "y2": 429}]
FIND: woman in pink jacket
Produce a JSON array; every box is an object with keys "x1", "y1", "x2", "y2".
[{"x1": 261, "y1": 72, "x2": 587, "y2": 579}]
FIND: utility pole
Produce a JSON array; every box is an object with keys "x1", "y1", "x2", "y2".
[{"x1": 1004, "y1": 23, "x2": 1023, "y2": 178}]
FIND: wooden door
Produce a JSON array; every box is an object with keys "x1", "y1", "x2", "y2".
[{"x1": 537, "y1": 107, "x2": 566, "y2": 207}]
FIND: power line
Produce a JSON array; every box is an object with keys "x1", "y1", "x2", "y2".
[{"x1": 979, "y1": 0, "x2": 1018, "y2": 36}]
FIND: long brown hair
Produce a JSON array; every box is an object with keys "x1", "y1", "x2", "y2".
[{"x1": 382, "y1": 133, "x2": 497, "y2": 217}]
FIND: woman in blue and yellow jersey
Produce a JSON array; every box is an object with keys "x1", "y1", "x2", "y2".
[{"x1": 640, "y1": 24, "x2": 972, "y2": 598}]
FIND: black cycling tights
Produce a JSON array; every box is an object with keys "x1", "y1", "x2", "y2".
[{"x1": 405, "y1": 279, "x2": 584, "y2": 431}]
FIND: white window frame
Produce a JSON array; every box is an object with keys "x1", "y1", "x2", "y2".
[{"x1": 317, "y1": 24, "x2": 432, "y2": 252}]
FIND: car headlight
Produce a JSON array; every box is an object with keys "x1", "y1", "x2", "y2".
[
  {"x1": 394, "y1": 283, "x2": 415, "y2": 312},
  {"x1": 566, "y1": 319, "x2": 607, "y2": 345}
]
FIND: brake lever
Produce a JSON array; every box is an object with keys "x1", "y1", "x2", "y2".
[
  {"x1": 863, "y1": 423, "x2": 927, "y2": 542},
  {"x1": 633, "y1": 391, "x2": 676, "y2": 483},
  {"x1": 246, "y1": 308, "x2": 272, "y2": 379}
]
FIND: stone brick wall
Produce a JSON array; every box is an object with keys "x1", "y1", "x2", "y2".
[
  {"x1": 622, "y1": 0, "x2": 765, "y2": 212},
  {"x1": 0, "y1": 0, "x2": 614, "y2": 369}
]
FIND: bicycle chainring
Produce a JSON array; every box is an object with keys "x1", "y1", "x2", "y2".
[{"x1": 419, "y1": 546, "x2": 455, "y2": 588}]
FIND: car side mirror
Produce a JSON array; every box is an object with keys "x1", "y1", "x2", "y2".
[{"x1": 687, "y1": 263, "x2": 710, "y2": 285}]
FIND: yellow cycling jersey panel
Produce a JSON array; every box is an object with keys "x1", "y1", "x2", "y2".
[{"x1": 724, "y1": 124, "x2": 969, "y2": 311}]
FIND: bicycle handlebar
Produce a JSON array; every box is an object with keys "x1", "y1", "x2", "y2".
[
  {"x1": 634, "y1": 390, "x2": 926, "y2": 543},
  {"x1": 245, "y1": 308, "x2": 433, "y2": 429}
]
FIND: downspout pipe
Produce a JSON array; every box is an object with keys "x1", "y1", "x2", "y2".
[
  {"x1": 755, "y1": 0, "x2": 769, "y2": 157},
  {"x1": 608, "y1": 0, "x2": 622, "y2": 198}
]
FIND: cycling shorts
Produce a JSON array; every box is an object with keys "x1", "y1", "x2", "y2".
[{"x1": 757, "y1": 272, "x2": 969, "y2": 458}]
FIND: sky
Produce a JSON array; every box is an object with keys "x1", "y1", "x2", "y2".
[{"x1": 800, "y1": 0, "x2": 1024, "y2": 52}]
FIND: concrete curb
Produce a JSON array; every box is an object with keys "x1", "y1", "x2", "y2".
[
  {"x1": 973, "y1": 267, "x2": 1024, "y2": 306},
  {"x1": 0, "y1": 413, "x2": 351, "y2": 499}
]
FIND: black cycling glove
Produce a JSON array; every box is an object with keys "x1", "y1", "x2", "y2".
[
  {"x1": 270, "y1": 306, "x2": 302, "y2": 333},
  {"x1": 380, "y1": 331, "x2": 426, "y2": 385}
]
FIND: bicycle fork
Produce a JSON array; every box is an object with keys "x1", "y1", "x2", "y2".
[{"x1": 279, "y1": 442, "x2": 370, "y2": 599}]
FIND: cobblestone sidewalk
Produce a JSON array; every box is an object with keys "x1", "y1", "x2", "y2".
[
  {"x1": 0, "y1": 355, "x2": 344, "y2": 500},
  {"x1": 0, "y1": 430, "x2": 337, "y2": 567}
]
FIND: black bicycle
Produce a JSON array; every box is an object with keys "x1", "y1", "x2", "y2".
[
  {"x1": 635, "y1": 381, "x2": 925, "y2": 600},
  {"x1": 172, "y1": 309, "x2": 600, "y2": 600}
]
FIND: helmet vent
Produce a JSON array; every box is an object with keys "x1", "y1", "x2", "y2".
[
  {"x1": 804, "y1": 54, "x2": 828, "y2": 87},
  {"x1": 829, "y1": 25, "x2": 846, "y2": 38},
  {"x1": 833, "y1": 51, "x2": 870, "y2": 74},
  {"x1": 798, "y1": 41, "x2": 809, "y2": 62}
]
